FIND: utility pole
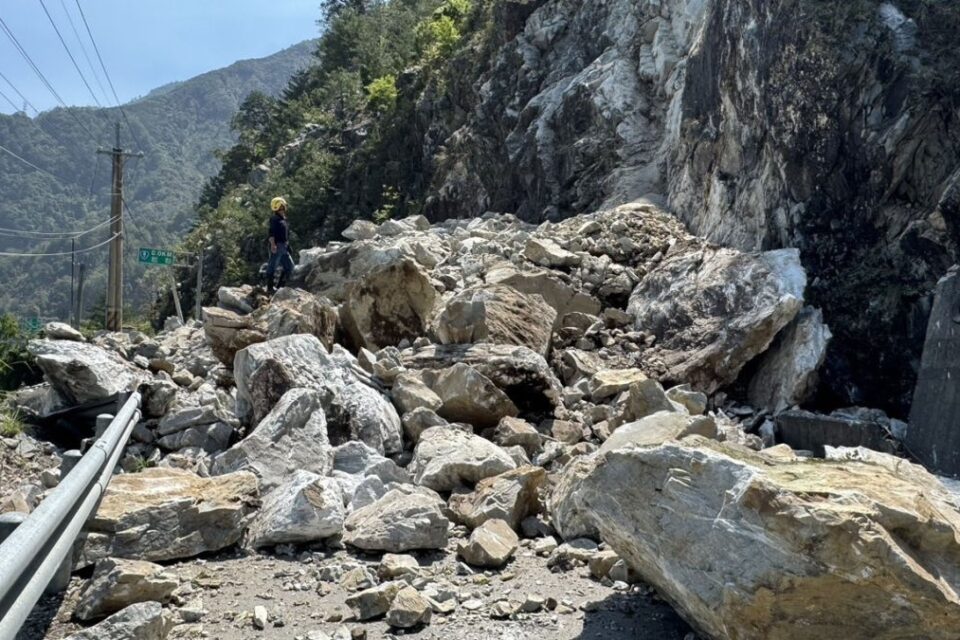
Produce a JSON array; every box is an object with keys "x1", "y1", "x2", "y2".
[
  {"x1": 97, "y1": 123, "x2": 141, "y2": 332},
  {"x1": 70, "y1": 238, "x2": 76, "y2": 327},
  {"x1": 75, "y1": 263, "x2": 86, "y2": 328},
  {"x1": 195, "y1": 248, "x2": 204, "y2": 321}
]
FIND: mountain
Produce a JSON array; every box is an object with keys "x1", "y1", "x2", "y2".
[
  {"x1": 0, "y1": 39, "x2": 318, "y2": 322},
  {"x1": 187, "y1": 0, "x2": 960, "y2": 417}
]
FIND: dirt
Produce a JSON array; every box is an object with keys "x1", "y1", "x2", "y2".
[{"x1": 22, "y1": 534, "x2": 693, "y2": 640}]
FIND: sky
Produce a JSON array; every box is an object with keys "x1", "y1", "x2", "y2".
[{"x1": 0, "y1": 1, "x2": 322, "y2": 115}]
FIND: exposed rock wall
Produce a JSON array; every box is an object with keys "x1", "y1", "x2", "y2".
[{"x1": 409, "y1": 0, "x2": 960, "y2": 413}]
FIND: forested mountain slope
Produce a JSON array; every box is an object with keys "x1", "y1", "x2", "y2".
[{"x1": 0, "y1": 39, "x2": 317, "y2": 320}]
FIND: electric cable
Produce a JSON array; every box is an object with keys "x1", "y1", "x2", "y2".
[
  {"x1": 0, "y1": 69, "x2": 39, "y2": 114},
  {"x1": 38, "y1": 0, "x2": 103, "y2": 108},
  {"x1": 0, "y1": 232, "x2": 117, "y2": 257},
  {"x1": 0, "y1": 141, "x2": 60, "y2": 179},
  {"x1": 57, "y1": 0, "x2": 110, "y2": 106},
  {"x1": 0, "y1": 85, "x2": 19, "y2": 112},
  {"x1": 0, "y1": 214, "x2": 120, "y2": 239}
]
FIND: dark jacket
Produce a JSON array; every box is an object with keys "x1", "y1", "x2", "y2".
[{"x1": 269, "y1": 213, "x2": 289, "y2": 244}]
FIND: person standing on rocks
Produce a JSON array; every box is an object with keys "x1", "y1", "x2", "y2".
[{"x1": 266, "y1": 196, "x2": 294, "y2": 293}]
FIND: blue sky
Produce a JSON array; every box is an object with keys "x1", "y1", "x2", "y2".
[{"x1": 0, "y1": 1, "x2": 321, "y2": 115}]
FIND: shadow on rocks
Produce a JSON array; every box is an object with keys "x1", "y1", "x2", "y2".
[{"x1": 575, "y1": 591, "x2": 692, "y2": 640}]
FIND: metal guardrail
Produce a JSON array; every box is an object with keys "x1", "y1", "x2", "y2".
[{"x1": 0, "y1": 392, "x2": 142, "y2": 640}]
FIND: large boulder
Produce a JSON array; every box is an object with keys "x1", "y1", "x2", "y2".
[
  {"x1": 343, "y1": 486, "x2": 450, "y2": 552},
  {"x1": 431, "y1": 285, "x2": 557, "y2": 356},
  {"x1": 246, "y1": 470, "x2": 344, "y2": 548},
  {"x1": 552, "y1": 436, "x2": 960, "y2": 640},
  {"x1": 27, "y1": 339, "x2": 143, "y2": 405},
  {"x1": 400, "y1": 343, "x2": 562, "y2": 416},
  {"x1": 234, "y1": 334, "x2": 402, "y2": 454},
  {"x1": 255, "y1": 287, "x2": 340, "y2": 349},
  {"x1": 748, "y1": 306, "x2": 832, "y2": 413},
  {"x1": 457, "y1": 518, "x2": 518, "y2": 568},
  {"x1": 410, "y1": 427, "x2": 517, "y2": 491},
  {"x1": 77, "y1": 467, "x2": 258, "y2": 567},
  {"x1": 628, "y1": 247, "x2": 805, "y2": 392},
  {"x1": 74, "y1": 558, "x2": 178, "y2": 621},
  {"x1": 449, "y1": 466, "x2": 546, "y2": 530},
  {"x1": 418, "y1": 364, "x2": 519, "y2": 428},
  {"x1": 202, "y1": 307, "x2": 265, "y2": 366},
  {"x1": 484, "y1": 265, "x2": 601, "y2": 328},
  {"x1": 65, "y1": 602, "x2": 173, "y2": 640},
  {"x1": 599, "y1": 411, "x2": 717, "y2": 453},
  {"x1": 340, "y1": 258, "x2": 437, "y2": 351},
  {"x1": 211, "y1": 388, "x2": 333, "y2": 492}
]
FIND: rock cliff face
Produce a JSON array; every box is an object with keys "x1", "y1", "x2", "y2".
[{"x1": 409, "y1": 0, "x2": 960, "y2": 413}]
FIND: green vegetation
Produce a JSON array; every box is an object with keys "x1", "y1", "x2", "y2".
[
  {"x1": 0, "y1": 313, "x2": 38, "y2": 391},
  {"x1": 0, "y1": 41, "x2": 317, "y2": 321},
  {"x1": 0, "y1": 405, "x2": 23, "y2": 438},
  {"x1": 185, "y1": 0, "x2": 484, "y2": 298}
]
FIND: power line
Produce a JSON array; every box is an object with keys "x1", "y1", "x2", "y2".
[
  {"x1": 57, "y1": 0, "x2": 110, "y2": 106},
  {"x1": 0, "y1": 16, "x2": 98, "y2": 144},
  {"x1": 0, "y1": 141, "x2": 60, "y2": 179},
  {"x1": 72, "y1": 0, "x2": 143, "y2": 151},
  {"x1": 0, "y1": 69, "x2": 39, "y2": 115},
  {"x1": 0, "y1": 232, "x2": 117, "y2": 257},
  {"x1": 38, "y1": 0, "x2": 103, "y2": 108},
  {"x1": 0, "y1": 214, "x2": 121, "y2": 239}
]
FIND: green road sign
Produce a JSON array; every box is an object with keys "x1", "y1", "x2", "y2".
[{"x1": 138, "y1": 248, "x2": 176, "y2": 266}]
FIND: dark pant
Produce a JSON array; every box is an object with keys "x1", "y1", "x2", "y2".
[{"x1": 266, "y1": 242, "x2": 294, "y2": 287}]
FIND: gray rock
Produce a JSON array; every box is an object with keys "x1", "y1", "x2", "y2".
[
  {"x1": 65, "y1": 602, "x2": 172, "y2": 640},
  {"x1": 217, "y1": 285, "x2": 256, "y2": 315},
  {"x1": 410, "y1": 427, "x2": 516, "y2": 491},
  {"x1": 493, "y1": 417, "x2": 541, "y2": 456},
  {"x1": 401, "y1": 407, "x2": 448, "y2": 444},
  {"x1": 391, "y1": 373, "x2": 442, "y2": 415},
  {"x1": 748, "y1": 307, "x2": 831, "y2": 413},
  {"x1": 28, "y1": 339, "x2": 144, "y2": 405},
  {"x1": 345, "y1": 581, "x2": 403, "y2": 620},
  {"x1": 628, "y1": 247, "x2": 805, "y2": 393},
  {"x1": 386, "y1": 586, "x2": 432, "y2": 628},
  {"x1": 665, "y1": 384, "x2": 708, "y2": 415},
  {"x1": 378, "y1": 554, "x2": 419, "y2": 580},
  {"x1": 343, "y1": 219, "x2": 379, "y2": 241},
  {"x1": 74, "y1": 559, "x2": 178, "y2": 621},
  {"x1": 234, "y1": 334, "x2": 402, "y2": 454},
  {"x1": 599, "y1": 411, "x2": 717, "y2": 454},
  {"x1": 139, "y1": 378, "x2": 178, "y2": 419},
  {"x1": 332, "y1": 441, "x2": 409, "y2": 484},
  {"x1": 246, "y1": 470, "x2": 344, "y2": 547},
  {"x1": 419, "y1": 364, "x2": 518, "y2": 428},
  {"x1": 431, "y1": 285, "x2": 557, "y2": 356},
  {"x1": 448, "y1": 466, "x2": 546, "y2": 530},
  {"x1": 44, "y1": 322, "x2": 84, "y2": 341},
  {"x1": 78, "y1": 468, "x2": 258, "y2": 567},
  {"x1": 211, "y1": 388, "x2": 333, "y2": 493},
  {"x1": 343, "y1": 487, "x2": 450, "y2": 552},
  {"x1": 457, "y1": 519, "x2": 518, "y2": 568}
]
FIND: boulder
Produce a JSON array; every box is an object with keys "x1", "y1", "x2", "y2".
[
  {"x1": 553, "y1": 436, "x2": 960, "y2": 640},
  {"x1": 340, "y1": 258, "x2": 437, "y2": 351},
  {"x1": 211, "y1": 388, "x2": 333, "y2": 493},
  {"x1": 27, "y1": 339, "x2": 143, "y2": 405},
  {"x1": 485, "y1": 265, "x2": 601, "y2": 328},
  {"x1": 332, "y1": 440, "x2": 410, "y2": 484},
  {"x1": 246, "y1": 470, "x2": 344, "y2": 547},
  {"x1": 431, "y1": 285, "x2": 557, "y2": 356},
  {"x1": 400, "y1": 343, "x2": 562, "y2": 415},
  {"x1": 493, "y1": 417, "x2": 541, "y2": 456},
  {"x1": 202, "y1": 306, "x2": 265, "y2": 365},
  {"x1": 343, "y1": 486, "x2": 450, "y2": 552},
  {"x1": 217, "y1": 285, "x2": 256, "y2": 315},
  {"x1": 78, "y1": 467, "x2": 258, "y2": 567},
  {"x1": 665, "y1": 384, "x2": 707, "y2": 415},
  {"x1": 419, "y1": 364, "x2": 518, "y2": 428},
  {"x1": 599, "y1": 411, "x2": 717, "y2": 453},
  {"x1": 524, "y1": 237, "x2": 581, "y2": 268},
  {"x1": 346, "y1": 581, "x2": 403, "y2": 621},
  {"x1": 65, "y1": 602, "x2": 173, "y2": 640},
  {"x1": 255, "y1": 288, "x2": 340, "y2": 350},
  {"x1": 401, "y1": 407, "x2": 448, "y2": 444},
  {"x1": 457, "y1": 519, "x2": 518, "y2": 568},
  {"x1": 748, "y1": 307, "x2": 831, "y2": 413},
  {"x1": 410, "y1": 427, "x2": 517, "y2": 491},
  {"x1": 588, "y1": 368, "x2": 647, "y2": 401},
  {"x1": 391, "y1": 373, "x2": 442, "y2": 415},
  {"x1": 449, "y1": 466, "x2": 546, "y2": 530},
  {"x1": 74, "y1": 558, "x2": 178, "y2": 621},
  {"x1": 44, "y1": 322, "x2": 84, "y2": 341},
  {"x1": 624, "y1": 378, "x2": 676, "y2": 421},
  {"x1": 379, "y1": 554, "x2": 420, "y2": 580},
  {"x1": 343, "y1": 219, "x2": 379, "y2": 241},
  {"x1": 386, "y1": 586, "x2": 432, "y2": 628},
  {"x1": 234, "y1": 334, "x2": 402, "y2": 454},
  {"x1": 139, "y1": 378, "x2": 178, "y2": 419},
  {"x1": 628, "y1": 247, "x2": 805, "y2": 392}
]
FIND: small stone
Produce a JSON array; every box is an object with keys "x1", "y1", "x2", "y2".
[
  {"x1": 345, "y1": 581, "x2": 403, "y2": 620},
  {"x1": 457, "y1": 519, "x2": 519, "y2": 568},
  {"x1": 489, "y1": 600, "x2": 517, "y2": 619},
  {"x1": 533, "y1": 536, "x2": 558, "y2": 556},
  {"x1": 519, "y1": 595, "x2": 545, "y2": 613},
  {"x1": 253, "y1": 605, "x2": 268, "y2": 629},
  {"x1": 379, "y1": 554, "x2": 419, "y2": 580},
  {"x1": 461, "y1": 599, "x2": 484, "y2": 611}
]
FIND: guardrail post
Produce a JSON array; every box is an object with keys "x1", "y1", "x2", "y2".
[
  {"x1": 95, "y1": 414, "x2": 114, "y2": 438},
  {"x1": 60, "y1": 450, "x2": 82, "y2": 478}
]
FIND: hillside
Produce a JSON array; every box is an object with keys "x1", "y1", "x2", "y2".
[
  {"x1": 188, "y1": 0, "x2": 960, "y2": 416},
  {"x1": 0, "y1": 39, "x2": 318, "y2": 321}
]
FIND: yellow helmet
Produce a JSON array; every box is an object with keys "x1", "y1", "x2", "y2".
[{"x1": 270, "y1": 196, "x2": 288, "y2": 212}]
